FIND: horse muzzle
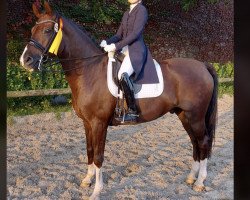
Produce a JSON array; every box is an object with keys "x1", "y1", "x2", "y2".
[{"x1": 20, "y1": 54, "x2": 41, "y2": 72}]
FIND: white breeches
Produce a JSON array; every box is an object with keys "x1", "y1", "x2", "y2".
[{"x1": 118, "y1": 46, "x2": 134, "y2": 80}]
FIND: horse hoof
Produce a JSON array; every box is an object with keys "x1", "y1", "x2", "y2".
[
  {"x1": 80, "y1": 181, "x2": 91, "y2": 188},
  {"x1": 186, "y1": 177, "x2": 195, "y2": 185},
  {"x1": 193, "y1": 184, "x2": 205, "y2": 192}
]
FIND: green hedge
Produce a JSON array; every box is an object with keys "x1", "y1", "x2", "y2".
[
  {"x1": 213, "y1": 62, "x2": 234, "y2": 78},
  {"x1": 7, "y1": 63, "x2": 68, "y2": 91},
  {"x1": 7, "y1": 39, "x2": 69, "y2": 92},
  {"x1": 7, "y1": 39, "x2": 70, "y2": 115}
]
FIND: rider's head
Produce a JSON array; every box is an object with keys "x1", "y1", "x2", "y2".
[{"x1": 128, "y1": 0, "x2": 141, "y2": 4}]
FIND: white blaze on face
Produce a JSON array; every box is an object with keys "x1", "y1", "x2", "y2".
[{"x1": 20, "y1": 46, "x2": 28, "y2": 67}]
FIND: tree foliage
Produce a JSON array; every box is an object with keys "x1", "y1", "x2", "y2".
[
  {"x1": 7, "y1": 0, "x2": 128, "y2": 37},
  {"x1": 7, "y1": 0, "x2": 221, "y2": 37}
]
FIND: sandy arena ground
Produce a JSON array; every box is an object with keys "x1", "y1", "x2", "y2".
[{"x1": 7, "y1": 95, "x2": 233, "y2": 199}]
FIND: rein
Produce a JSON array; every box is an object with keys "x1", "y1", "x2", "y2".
[
  {"x1": 29, "y1": 15, "x2": 107, "y2": 73},
  {"x1": 40, "y1": 52, "x2": 107, "y2": 73}
]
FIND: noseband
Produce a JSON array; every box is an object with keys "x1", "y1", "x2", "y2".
[{"x1": 28, "y1": 16, "x2": 60, "y2": 71}]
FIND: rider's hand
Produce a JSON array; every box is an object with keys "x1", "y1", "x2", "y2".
[
  {"x1": 104, "y1": 43, "x2": 116, "y2": 52},
  {"x1": 100, "y1": 40, "x2": 107, "y2": 48}
]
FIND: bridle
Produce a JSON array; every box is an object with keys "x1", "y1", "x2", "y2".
[
  {"x1": 29, "y1": 15, "x2": 60, "y2": 71},
  {"x1": 28, "y1": 15, "x2": 107, "y2": 72}
]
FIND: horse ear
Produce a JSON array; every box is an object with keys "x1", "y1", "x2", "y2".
[
  {"x1": 44, "y1": 1, "x2": 53, "y2": 16},
  {"x1": 32, "y1": 3, "x2": 42, "y2": 18}
]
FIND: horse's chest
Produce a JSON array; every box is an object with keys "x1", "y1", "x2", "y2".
[
  {"x1": 71, "y1": 93, "x2": 90, "y2": 118},
  {"x1": 68, "y1": 84, "x2": 91, "y2": 118}
]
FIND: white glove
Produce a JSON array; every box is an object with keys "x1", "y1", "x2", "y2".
[
  {"x1": 104, "y1": 43, "x2": 116, "y2": 52},
  {"x1": 100, "y1": 40, "x2": 107, "y2": 48}
]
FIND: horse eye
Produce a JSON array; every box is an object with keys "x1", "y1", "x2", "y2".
[{"x1": 44, "y1": 28, "x2": 52, "y2": 34}]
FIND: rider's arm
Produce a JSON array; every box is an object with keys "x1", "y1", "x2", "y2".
[
  {"x1": 106, "y1": 14, "x2": 125, "y2": 45},
  {"x1": 115, "y1": 7, "x2": 148, "y2": 51}
]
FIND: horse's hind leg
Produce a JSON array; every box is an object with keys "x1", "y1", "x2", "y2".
[
  {"x1": 187, "y1": 113, "x2": 210, "y2": 192},
  {"x1": 81, "y1": 122, "x2": 96, "y2": 188},
  {"x1": 193, "y1": 133, "x2": 210, "y2": 192},
  {"x1": 177, "y1": 111, "x2": 200, "y2": 185}
]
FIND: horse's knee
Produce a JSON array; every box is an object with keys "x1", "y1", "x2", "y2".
[{"x1": 93, "y1": 154, "x2": 104, "y2": 168}]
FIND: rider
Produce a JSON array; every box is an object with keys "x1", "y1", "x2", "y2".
[{"x1": 100, "y1": 0, "x2": 157, "y2": 123}]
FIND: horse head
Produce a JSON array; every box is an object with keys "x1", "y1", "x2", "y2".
[{"x1": 20, "y1": 1, "x2": 62, "y2": 71}]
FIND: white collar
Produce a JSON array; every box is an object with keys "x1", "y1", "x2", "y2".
[{"x1": 130, "y1": 1, "x2": 141, "y2": 12}]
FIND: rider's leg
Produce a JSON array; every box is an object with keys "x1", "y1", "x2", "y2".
[
  {"x1": 118, "y1": 55, "x2": 134, "y2": 79},
  {"x1": 117, "y1": 55, "x2": 138, "y2": 122}
]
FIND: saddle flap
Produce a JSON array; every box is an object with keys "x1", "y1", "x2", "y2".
[
  {"x1": 108, "y1": 59, "x2": 164, "y2": 99},
  {"x1": 112, "y1": 52, "x2": 142, "y2": 94},
  {"x1": 112, "y1": 60, "x2": 121, "y2": 86}
]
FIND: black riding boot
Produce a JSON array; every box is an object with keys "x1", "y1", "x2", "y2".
[{"x1": 117, "y1": 72, "x2": 139, "y2": 123}]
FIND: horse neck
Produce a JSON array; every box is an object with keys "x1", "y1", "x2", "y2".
[
  {"x1": 57, "y1": 17, "x2": 103, "y2": 69},
  {"x1": 56, "y1": 17, "x2": 108, "y2": 94}
]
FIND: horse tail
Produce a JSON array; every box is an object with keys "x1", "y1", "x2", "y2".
[{"x1": 204, "y1": 62, "x2": 218, "y2": 157}]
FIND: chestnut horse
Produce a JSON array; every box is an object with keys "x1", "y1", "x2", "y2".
[{"x1": 20, "y1": 2, "x2": 218, "y2": 199}]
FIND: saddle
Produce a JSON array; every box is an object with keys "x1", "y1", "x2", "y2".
[
  {"x1": 108, "y1": 53, "x2": 164, "y2": 124},
  {"x1": 112, "y1": 52, "x2": 125, "y2": 86}
]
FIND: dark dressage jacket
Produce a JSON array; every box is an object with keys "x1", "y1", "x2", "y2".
[{"x1": 106, "y1": 3, "x2": 159, "y2": 84}]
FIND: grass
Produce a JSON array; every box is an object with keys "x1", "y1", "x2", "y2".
[
  {"x1": 213, "y1": 62, "x2": 234, "y2": 78},
  {"x1": 215, "y1": 62, "x2": 234, "y2": 97}
]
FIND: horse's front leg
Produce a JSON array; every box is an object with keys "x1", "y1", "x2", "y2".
[
  {"x1": 186, "y1": 160, "x2": 200, "y2": 184},
  {"x1": 89, "y1": 120, "x2": 108, "y2": 200},
  {"x1": 81, "y1": 163, "x2": 95, "y2": 187},
  {"x1": 81, "y1": 123, "x2": 96, "y2": 188}
]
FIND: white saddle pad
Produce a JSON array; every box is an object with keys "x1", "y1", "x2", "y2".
[{"x1": 107, "y1": 58, "x2": 164, "y2": 99}]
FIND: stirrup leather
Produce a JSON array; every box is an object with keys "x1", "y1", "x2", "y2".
[{"x1": 114, "y1": 73, "x2": 139, "y2": 123}]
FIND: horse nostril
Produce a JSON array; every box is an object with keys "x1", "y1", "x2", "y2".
[{"x1": 25, "y1": 56, "x2": 34, "y2": 65}]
